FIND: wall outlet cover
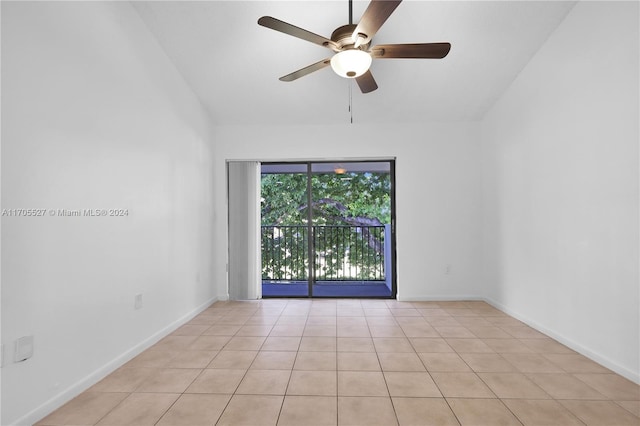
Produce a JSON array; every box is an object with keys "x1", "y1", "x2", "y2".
[
  {"x1": 134, "y1": 294, "x2": 143, "y2": 310},
  {"x1": 15, "y1": 336, "x2": 34, "y2": 362}
]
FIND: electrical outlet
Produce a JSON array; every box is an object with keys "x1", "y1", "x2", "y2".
[
  {"x1": 134, "y1": 294, "x2": 143, "y2": 310},
  {"x1": 15, "y1": 336, "x2": 34, "y2": 362}
]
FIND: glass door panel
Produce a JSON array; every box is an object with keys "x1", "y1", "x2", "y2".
[
  {"x1": 261, "y1": 161, "x2": 395, "y2": 298},
  {"x1": 310, "y1": 162, "x2": 393, "y2": 298},
  {"x1": 260, "y1": 163, "x2": 310, "y2": 297}
]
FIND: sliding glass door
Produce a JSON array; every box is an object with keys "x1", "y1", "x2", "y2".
[
  {"x1": 260, "y1": 163, "x2": 310, "y2": 297},
  {"x1": 261, "y1": 160, "x2": 395, "y2": 298}
]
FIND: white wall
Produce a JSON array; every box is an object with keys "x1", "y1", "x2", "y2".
[
  {"x1": 4, "y1": 2, "x2": 636, "y2": 424},
  {"x1": 1, "y1": 2, "x2": 216, "y2": 424},
  {"x1": 213, "y1": 123, "x2": 483, "y2": 302},
  {"x1": 481, "y1": 1, "x2": 639, "y2": 381}
]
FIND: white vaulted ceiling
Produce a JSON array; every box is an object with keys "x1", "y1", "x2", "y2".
[{"x1": 132, "y1": 1, "x2": 575, "y2": 125}]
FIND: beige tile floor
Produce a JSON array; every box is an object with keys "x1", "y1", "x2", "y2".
[{"x1": 37, "y1": 299, "x2": 640, "y2": 426}]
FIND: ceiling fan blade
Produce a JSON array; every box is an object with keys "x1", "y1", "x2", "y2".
[
  {"x1": 258, "y1": 16, "x2": 336, "y2": 50},
  {"x1": 371, "y1": 43, "x2": 451, "y2": 59},
  {"x1": 356, "y1": 70, "x2": 378, "y2": 94},
  {"x1": 352, "y1": 0, "x2": 402, "y2": 45},
  {"x1": 279, "y1": 58, "x2": 332, "y2": 82}
]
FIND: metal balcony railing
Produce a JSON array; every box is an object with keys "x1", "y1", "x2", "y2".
[{"x1": 261, "y1": 225, "x2": 385, "y2": 282}]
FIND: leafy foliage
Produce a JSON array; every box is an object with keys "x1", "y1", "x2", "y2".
[
  {"x1": 261, "y1": 171, "x2": 391, "y2": 281},
  {"x1": 261, "y1": 172, "x2": 391, "y2": 226}
]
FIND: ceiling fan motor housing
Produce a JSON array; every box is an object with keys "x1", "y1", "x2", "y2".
[
  {"x1": 328, "y1": 24, "x2": 371, "y2": 51},
  {"x1": 258, "y1": 0, "x2": 450, "y2": 92}
]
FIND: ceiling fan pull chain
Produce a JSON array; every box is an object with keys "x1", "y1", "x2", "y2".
[{"x1": 349, "y1": 81, "x2": 353, "y2": 124}]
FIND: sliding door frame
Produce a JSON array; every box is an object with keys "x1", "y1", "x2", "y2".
[
  {"x1": 306, "y1": 163, "x2": 314, "y2": 297},
  {"x1": 260, "y1": 158, "x2": 397, "y2": 299}
]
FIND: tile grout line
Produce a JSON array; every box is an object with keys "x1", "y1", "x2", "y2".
[
  {"x1": 91, "y1": 391, "x2": 132, "y2": 426},
  {"x1": 37, "y1": 299, "x2": 640, "y2": 426},
  {"x1": 416, "y1": 306, "x2": 465, "y2": 426},
  {"x1": 385, "y1": 309, "x2": 408, "y2": 426},
  {"x1": 445, "y1": 304, "x2": 539, "y2": 426},
  {"x1": 271, "y1": 299, "x2": 291, "y2": 426},
  {"x1": 213, "y1": 305, "x2": 257, "y2": 426},
  {"x1": 211, "y1": 302, "x2": 275, "y2": 426}
]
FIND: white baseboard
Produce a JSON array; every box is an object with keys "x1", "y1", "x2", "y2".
[
  {"x1": 13, "y1": 293, "x2": 639, "y2": 426},
  {"x1": 397, "y1": 294, "x2": 485, "y2": 302},
  {"x1": 395, "y1": 294, "x2": 639, "y2": 384},
  {"x1": 484, "y1": 297, "x2": 640, "y2": 385},
  {"x1": 15, "y1": 297, "x2": 217, "y2": 426}
]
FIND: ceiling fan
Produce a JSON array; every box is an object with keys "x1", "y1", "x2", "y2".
[{"x1": 258, "y1": 0, "x2": 451, "y2": 94}]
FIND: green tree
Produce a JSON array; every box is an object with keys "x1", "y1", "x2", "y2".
[
  {"x1": 261, "y1": 172, "x2": 390, "y2": 281},
  {"x1": 261, "y1": 172, "x2": 390, "y2": 226}
]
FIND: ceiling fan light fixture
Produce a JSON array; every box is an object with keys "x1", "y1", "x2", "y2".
[
  {"x1": 258, "y1": 0, "x2": 451, "y2": 92},
  {"x1": 330, "y1": 49, "x2": 372, "y2": 78}
]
